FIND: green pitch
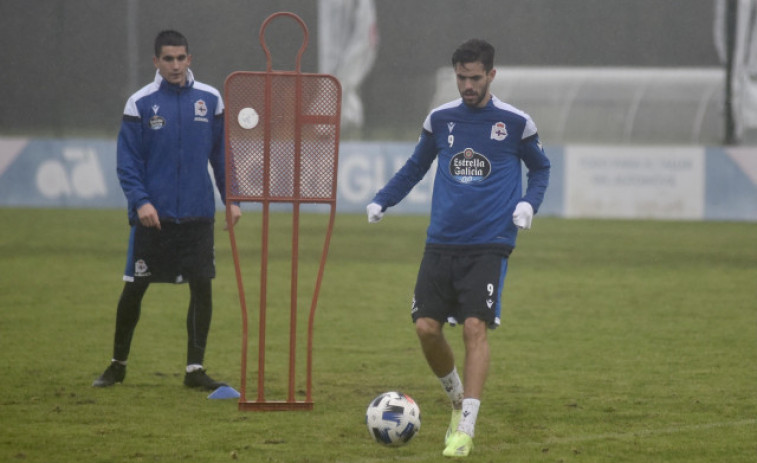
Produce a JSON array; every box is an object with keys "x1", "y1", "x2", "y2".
[{"x1": 1, "y1": 208, "x2": 755, "y2": 462}]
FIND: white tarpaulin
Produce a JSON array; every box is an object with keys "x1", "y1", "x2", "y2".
[{"x1": 318, "y1": 0, "x2": 378, "y2": 130}]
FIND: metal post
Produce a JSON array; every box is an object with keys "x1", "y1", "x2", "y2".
[{"x1": 724, "y1": 0, "x2": 738, "y2": 145}]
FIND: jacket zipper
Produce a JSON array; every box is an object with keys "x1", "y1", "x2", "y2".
[{"x1": 175, "y1": 88, "x2": 182, "y2": 223}]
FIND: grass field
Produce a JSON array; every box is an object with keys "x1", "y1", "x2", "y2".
[{"x1": 1, "y1": 208, "x2": 755, "y2": 462}]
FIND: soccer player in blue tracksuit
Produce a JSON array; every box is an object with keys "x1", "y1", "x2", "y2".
[
  {"x1": 367, "y1": 39, "x2": 550, "y2": 457},
  {"x1": 93, "y1": 30, "x2": 241, "y2": 390}
]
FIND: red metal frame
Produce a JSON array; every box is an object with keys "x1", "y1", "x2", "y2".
[{"x1": 224, "y1": 12, "x2": 341, "y2": 411}]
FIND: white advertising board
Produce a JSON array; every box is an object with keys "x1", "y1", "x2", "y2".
[{"x1": 565, "y1": 146, "x2": 705, "y2": 220}]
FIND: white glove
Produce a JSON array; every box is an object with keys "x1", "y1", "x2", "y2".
[
  {"x1": 512, "y1": 201, "x2": 534, "y2": 230},
  {"x1": 366, "y1": 202, "x2": 384, "y2": 223}
]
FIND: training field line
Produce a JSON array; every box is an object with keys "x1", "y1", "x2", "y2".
[{"x1": 498, "y1": 419, "x2": 757, "y2": 449}]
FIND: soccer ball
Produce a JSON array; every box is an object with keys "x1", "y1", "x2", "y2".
[{"x1": 365, "y1": 391, "x2": 421, "y2": 446}]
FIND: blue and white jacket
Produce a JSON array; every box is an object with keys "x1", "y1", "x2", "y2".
[
  {"x1": 117, "y1": 69, "x2": 226, "y2": 225},
  {"x1": 372, "y1": 95, "x2": 550, "y2": 249}
]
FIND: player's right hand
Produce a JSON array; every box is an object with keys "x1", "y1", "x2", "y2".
[{"x1": 366, "y1": 202, "x2": 384, "y2": 223}]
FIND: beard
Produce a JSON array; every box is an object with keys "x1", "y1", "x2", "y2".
[{"x1": 461, "y1": 84, "x2": 490, "y2": 108}]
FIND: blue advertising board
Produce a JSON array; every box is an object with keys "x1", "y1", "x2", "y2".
[{"x1": 1, "y1": 137, "x2": 756, "y2": 221}]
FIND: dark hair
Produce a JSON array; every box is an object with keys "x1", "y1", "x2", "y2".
[
  {"x1": 451, "y1": 39, "x2": 495, "y2": 72},
  {"x1": 154, "y1": 30, "x2": 189, "y2": 57}
]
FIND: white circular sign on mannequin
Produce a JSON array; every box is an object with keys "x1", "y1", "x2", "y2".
[{"x1": 237, "y1": 107, "x2": 259, "y2": 129}]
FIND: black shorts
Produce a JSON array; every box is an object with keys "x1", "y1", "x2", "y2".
[
  {"x1": 411, "y1": 244, "x2": 511, "y2": 329},
  {"x1": 123, "y1": 221, "x2": 215, "y2": 283}
]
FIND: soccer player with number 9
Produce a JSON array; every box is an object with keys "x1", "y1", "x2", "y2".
[{"x1": 366, "y1": 39, "x2": 550, "y2": 457}]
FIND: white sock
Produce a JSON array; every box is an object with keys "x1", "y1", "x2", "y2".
[
  {"x1": 439, "y1": 367, "x2": 464, "y2": 409},
  {"x1": 186, "y1": 364, "x2": 203, "y2": 373},
  {"x1": 458, "y1": 398, "x2": 481, "y2": 437}
]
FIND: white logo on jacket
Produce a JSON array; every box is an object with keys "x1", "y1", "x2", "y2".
[
  {"x1": 490, "y1": 122, "x2": 507, "y2": 141},
  {"x1": 194, "y1": 99, "x2": 209, "y2": 122}
]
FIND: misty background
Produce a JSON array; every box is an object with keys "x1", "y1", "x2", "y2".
[{"x1": 0, "y1": 0, "x2": 725, "y2": 142}]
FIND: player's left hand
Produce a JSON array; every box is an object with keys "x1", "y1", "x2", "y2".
[
  {"x1": 137, "y1": 202, "x2": 161, "y2": 230},
  {"x1": 512, "y1": 201, "x2": 534, "y2": 229},
  {"x1": 224, "y1": 204, "x2": 242, "y2": 230}
]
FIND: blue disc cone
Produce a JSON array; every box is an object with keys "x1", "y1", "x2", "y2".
[{"x1": 207, "y1": 385, "x2": 241, "y2": 399}]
